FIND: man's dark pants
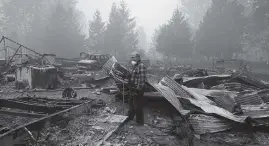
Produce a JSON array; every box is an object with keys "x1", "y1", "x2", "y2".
[{"x1": 127, "y1": 89, "x2": 144, "y2": 125}]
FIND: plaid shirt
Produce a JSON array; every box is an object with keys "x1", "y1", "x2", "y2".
[{"x1": 129, "y1": 62, "x2": 147, "y2": 90}]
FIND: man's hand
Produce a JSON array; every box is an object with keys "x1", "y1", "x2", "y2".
[{"x1": 123, "y1": 72, "x2": 131, "y2": 79}]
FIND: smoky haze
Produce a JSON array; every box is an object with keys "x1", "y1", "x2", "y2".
[{"x1": 0, "y1": 0, "x2": 268, "y2": 63}]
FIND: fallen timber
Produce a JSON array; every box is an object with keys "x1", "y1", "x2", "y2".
[
  {"x1": 0, "y1": 99, "x2": 69, "y2": 114},
  {"x1": 0, "y1": 110, "x2": 45, "y2": 118},
  {"x1": 0, "y1": 97, "x2": 94, "y2": 146}
]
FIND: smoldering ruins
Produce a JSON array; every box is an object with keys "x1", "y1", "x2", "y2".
[{"x1": 0, "y1": 36, "x2": 269, "y2": 146}]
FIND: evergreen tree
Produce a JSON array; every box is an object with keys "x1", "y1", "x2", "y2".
[
  {"x1": 42, "y1": 3, "x2": 85, "y2": 58},
  {"x1": 118, "y1": 1, "x2": 138, "y2": 56},
  {"x1": 252, "y1": 0, "x2": 269, "y2": 31},
  {"x1": 87, "y1": 10, "x2": 105, "y2": 53},
  {"x1": 180, "y1": 0, "x2": 212, "y2": 31},
  {"x1": 104, "y1": 1, "x2": 138, "y2": 60},
  {"x1": 1, "y1": 0, "x2": 47, "y2": 42},
  {"x1": 104, "y1": 3, "x2": 121, "y2": 56},
  {"x1": 155, "y1": 24, "x2": 169, "y2": 57},
  {"x1": 137, "y1": 26, "x2": 148, "y2": 50},
  {"x1": 169, "y1": 9, "x2": 193, "y2": 58},
  {"x1": 25, "y1": 0, "x2": 58, "y2": 51},
  {"x1": 155, "y1": 8, "x2": 193, "y2": 60},
  {"x1": 246, "y1": 0, "x2": 269, "y2": 58},
  {"x1": 148, "y1": 28, "x2": 161, "y2": 61},
  {"x1": 0, "y1": 6, "x2": 7, "y2": 35},
  {"x1": 196, "y1": 0, "x2": 247, "y2": 58}
]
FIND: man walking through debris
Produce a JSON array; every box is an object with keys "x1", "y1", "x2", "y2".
[{"x1": 126, "y1": 51, "x2": 147, "y2": 125}]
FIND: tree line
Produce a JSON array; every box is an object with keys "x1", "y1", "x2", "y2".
[
  {"x1": 0, "y1": 0, "x2": 268, "y2": 61},
  {"x1": 151, "y1": 0, "x2": 269, "y2": 62},
  {"x1": 0, "y1": 0, "x2": 139, "y2": 60}
]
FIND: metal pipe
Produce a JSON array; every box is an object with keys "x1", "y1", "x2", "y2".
[
  {"x1": 7, "y1": 45, "x2": 22, "y2": 66},
  {"x1": 23, "y1": 127, "x2": 36, "y2": 142},
  {"x1": 3, "y1": 36, "x2": 42, "y2": 56},
  {"x1": 3, "y1": 37, "x2": 52, "y2": 65},
  {"x1": 123, "y1": 81, "x2": 125, "y2": 115},
  {"x1": 3, "y1": 37, "x2": 7, "y2": 64},
  {"x1": 0, "y1": 36, "x2": 3, "y2": 44}
]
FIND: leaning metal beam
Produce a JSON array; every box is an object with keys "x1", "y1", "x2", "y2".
[
  {"x1": 6, "y1": 45, "x2": 21, "y2": 66},
  {"x1": 3, "y1": 37, "x2": 42, "y2": 56},
  {"x1": 2, "y1": 36, "x2": 52, "y2": 65},
  {"x1": 0, "y1": 36, "x2": 3, "y2": 44}
]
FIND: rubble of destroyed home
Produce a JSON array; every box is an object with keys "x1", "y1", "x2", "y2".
[{"x1": 1, "y1": 36, "x2": 269, "y2": 146}]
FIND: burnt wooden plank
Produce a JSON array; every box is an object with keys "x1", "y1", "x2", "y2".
[
  {"x1": 96, "y1": 115, "x2": 127, "y2": 146},
  {"x1": 0, "y1": 99, "x2": 68, "y2": 113},
  {"x1": 0, "y1": 110, "x2": 46, "y2": 118},
  {"x1": 8, "y1": 99, "x2": 40, "y2": 105},
  {"x1": 0, "y1": 100, "x2": 92, "y2": 146},
  {"x1": 0, "y1": 127, "x2": 10, "y2": 135},
  {"x1": 22, "y1": 97, "x2": 83, "y2": 107},
  {"x1": 6, "y1": 99, "x2": 74, "y2": 109},
  {"x1": 11, "y1": 98, "x2": 82, "y2": 106},
  {"x1": 11, "y1": 98, "x2": 81, "y2": 106},
  {"x1": 17, "y1": 97, "x2": 84, "y2": 104}
]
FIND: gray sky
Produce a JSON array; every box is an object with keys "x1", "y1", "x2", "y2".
[{"x1": 76, "y1": 0, "x2": 180, "y2": 42}]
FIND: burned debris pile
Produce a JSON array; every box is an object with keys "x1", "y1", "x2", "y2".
[
  {"x1": 103, "y1": 56, "x2": 269, "y2": 138},
  {"x1": 153, "y1": 73, "x2": 269, "y2": 135},
  {"x1": 1, "y1": 36, "x2": 269, "y2": 145},
  {"x1": 0, "y1": 37, "x2": 129, "y2": 146}
]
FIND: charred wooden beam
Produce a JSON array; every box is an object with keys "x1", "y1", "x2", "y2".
[
  {"x1": 0, "y1": 99, "x2": 68, "y2": 113},
  {"x1": 7, "y1": 99, "x2": 75, "y2": 110},
  {"x1": 0, "y1": 110, "x2": 46, "y2": 118},
  {"x1": 0, "y1": 100, "x2": 92, "y2": 146},
  {"x1": 17, "y1": 97, "x2": 84, "y2": 104},
  {"x1": 0, "y1": 127, "x2": 9, "y2": 135},
  {"x1": 8, "y1": 99, "x2": 40, "y2": 105},
  {"x1": 10, "y1": 99, "x2": 81, "y2": 107}
]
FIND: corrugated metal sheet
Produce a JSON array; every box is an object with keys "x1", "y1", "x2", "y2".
[
  {"x1": 241, "y1": 104, "x2": 269, "y2": 119},
  {"x1": 102, "y1": 56, "x2": 156, "y2": 93},
  {"x1": 190, "y1": 88, "x2": 236, "y2": 112},
  {"x1": 232, "y1": 73, "x2": 269, "y2": 89},
  {"x1": 155, "y1": 76, "x2": 247, "y2": 123},
  {"x1": 153, "y1": 83, "x2": 184, "y2": 112},
  {"x1": 189, "y1": 114, "x2": 234, "y2": 134},
  {"x1": 182, "y1": 75, "x2": 232, "y2": 88},
  {"x1": 160, "y1": 76, "x2": 192, "y2": 98},
  {"x1": 102, "y1": 56, "x2": 117, "y2": 74},
  {"x1": 243, "y1": 110, "x2": 269, "y2": 119},
  {"x1": 258, "y1": 89, "x2": 269, "y2": 103},
  {"x1": 211, "y1": 82, "x2": 258, "y2": 92},
  {"x1": 209, "y1": 93, "x2": 236, "y2": 112},
  {"x1": 224, "y1": 82, "x2": 258, "y2": 91},
  {"x1": 110, "y1": 63, "x2": 128, "y2": 84},
  {"x1": 152, "y1": 76, "x2": 265, "y2": 134},
  {"x1": 160, "y1": 76, "x2": 215, "y2": 104},
  {"x1": 179, "y1": 97, "x2": 247, "y2": 123},
  {"x1": 235, "y1": 92, "x2": 264, "y2": 105}
]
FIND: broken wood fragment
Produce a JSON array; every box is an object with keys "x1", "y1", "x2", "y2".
[
  {"x1": 0, "y1": 99, "x2": 67, "y2": 113},
  {"x1": 0, "y1": 110, "x2": 46, "y2": 118}
]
